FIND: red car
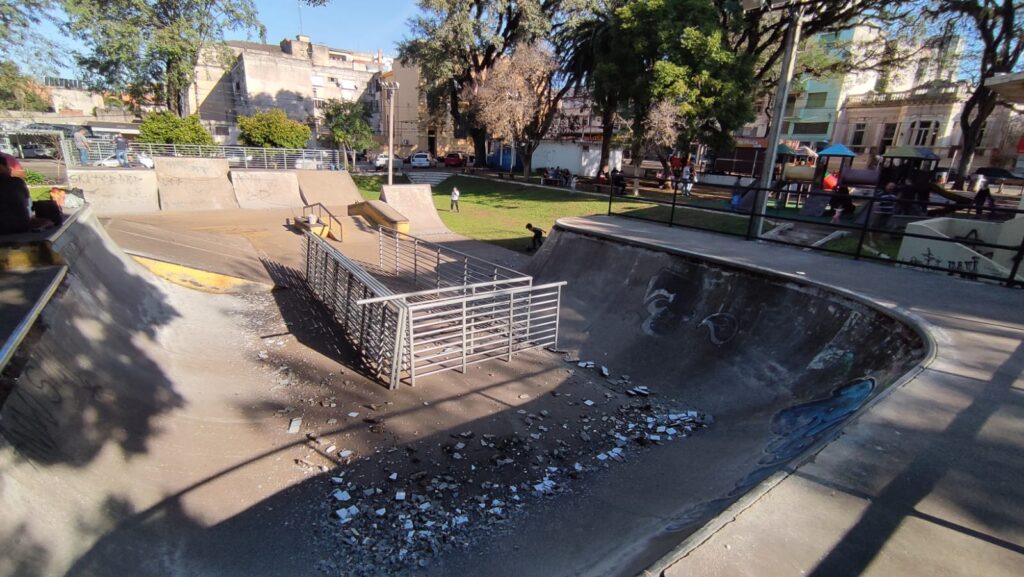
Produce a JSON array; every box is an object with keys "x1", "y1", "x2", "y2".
[
  {"x1": 443, "y1": 152, "x2": 467, "y2": 168},
  {"x1": 0, "y1": 152, "x2": 26, "y2": 178}
]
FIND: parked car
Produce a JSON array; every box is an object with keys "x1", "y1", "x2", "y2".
[
  {"x1": 20, "y1": 144, "x2": 57, "y2": 159},
  {"x1": 374, "y1": 154, "x2": 402, "y2": 171},
  {"x1": 92, "y1": 152, "x2": 154, "y2": 169},
  {"x1": 0, "y1": 152, "x2": 26, "y2": 178},
  {"x1": 410, "y1": 152, "x2": 436, "y2": 168},
  {"x1": 443, "y1": 152, "x2": 468, "y2": 168}
]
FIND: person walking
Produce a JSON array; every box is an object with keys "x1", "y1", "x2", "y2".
[
  {"x1": 450, "y1": 186, "x2": 460, "y2": 212},
  {"x1": 114, "y1": 133, "x2": 129, "y2": 167},
  {"x1": 525, "y1": 223, "x2": 545, "y2": 251},
  {"x1": 73, "y1": 128, "x2": 91, "y2": 166}
]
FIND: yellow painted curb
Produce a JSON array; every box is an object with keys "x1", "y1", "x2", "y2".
[{"x1": 131, "y1": 256, "x2": 271, "y2": 294}]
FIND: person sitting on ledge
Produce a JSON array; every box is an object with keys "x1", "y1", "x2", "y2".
[{"x1": 0, "y1": 156, "x2": 53, "y2": 234}]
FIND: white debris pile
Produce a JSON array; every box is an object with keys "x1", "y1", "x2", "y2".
[{"x1": 312, "y1": 398, "x2": 713, "y2": 576}]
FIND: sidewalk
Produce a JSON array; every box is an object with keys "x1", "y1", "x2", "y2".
[{"x1": 554, "y1": 216, "x2": 1023, "y2": 577}]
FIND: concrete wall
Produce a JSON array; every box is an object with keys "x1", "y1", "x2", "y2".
[
  {"x1": 897, "y1": 216, "x2": 1024, "y2": 281},
  {"x1": 68, "y1": 169, "x2": 161, "y2": 216}
]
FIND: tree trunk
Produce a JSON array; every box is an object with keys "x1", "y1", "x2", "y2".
[
  {"x1": 952, "y1": 88, "x2": 997, "y2": 190},
  {"x1": 470, "y1": 125, "x2": 487, "y2": 167},
  {"x1": 340, "y1": 145, "x2": 348, "y2": 170},
  {"x1": 522, "y1": 142, "x2": 538, "y2": 178},
  {"x1": 599, "y1": 103, "x2": 615, "y2": 173}
]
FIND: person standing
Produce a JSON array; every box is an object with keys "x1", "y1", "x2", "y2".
[
  {"x1": 525, "y1": 223, "x2": 545, "y2": 251},
  {"x1": 73, "y1": 128, "x2": 91, "y2": 166},
  {"x1": 450, "y1": 186, "x2": 460, "y2": 212},
  {"x1": 681, "y1": 160, "x2": 694, "y2": 197},
  {"x1": 114, "y1": 133, "x2": 129, "y2": 167},
  {"x1": 868, "y1": 182, "x2": 897, "y2": 247}
]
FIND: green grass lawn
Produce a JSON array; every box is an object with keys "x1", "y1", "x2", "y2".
[
  {"x1": 352, "y1": 173, "x2": 409, "y2": 199},
  {"x1": 29, "y1": 185, "x2": 52, "y2": 202}
]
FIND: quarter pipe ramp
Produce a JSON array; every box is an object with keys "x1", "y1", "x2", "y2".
[
  {"x1": 230, "y1": 170, "x2": 304, "y2": 210},
  {"x1": 296, "y1": 170, "x2": 364, "y2": 208},
  {"x1": 380, "y1": 184, "x2": 452, "y2": 236},
  {"x1": 67, "y1": 169, "x2": 161, "y2": 215},
  {"x1": 154, "y1": 157, "x2": 238, "y2": 211}
]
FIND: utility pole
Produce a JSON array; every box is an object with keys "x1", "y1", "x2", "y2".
[{"x1": 750, "y1": 2, "x2": 805, "y2": 238}]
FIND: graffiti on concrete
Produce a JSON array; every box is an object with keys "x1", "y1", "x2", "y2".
[
  {"x1": 908, "y1": 248, "x2": 981, "y2": 275},
  {"x1": 641, "y1": 269, "x2": 694, "y2": 337},
  {"x1": 698, "y1": 310, "x2": 738, "y2": 345}
]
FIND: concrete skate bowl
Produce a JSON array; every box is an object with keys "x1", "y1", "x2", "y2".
[
  {"x1": 295, "y1": 170, "x2": 364, "y2": 208},
  {"x1": 154, "y1": 157, "x2": 238, "y2": 211},
  {"x1": 0, "y1": 208, "x2": 333, "y2": 577},
  {"x1": 67, "y1": 169, "x2": 161, "y2": 216},
  {"x1": 519, "y1": 224, "x2": 928, "y2": 574},
  {"x1": 379, "y1": 184, "x2": 453, "y2": 237}
]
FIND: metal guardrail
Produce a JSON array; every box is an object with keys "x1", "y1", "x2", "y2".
[
  {"x1": 62, "y1": 138, "x2": 343, "y2": 170},
  {"x1": 302, "y1": 229, "x2": 566, "y2": 388},
  {"x1": 607, "y1": 181, "x2": 1024, "y2": 287},
  {"x1": 376, "y1": 226, "x2": 529, "y2": 294}
]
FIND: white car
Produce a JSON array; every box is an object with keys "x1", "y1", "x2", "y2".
[
  {"x1": 374, "y1": 154, "x2": 401, "y2": 171},
  {"x1": 410, "y1": 152, "x2": 435, "y2": 168},
  {"x1": 92, "y1": 152, "x2": 154, "y2": 169}
]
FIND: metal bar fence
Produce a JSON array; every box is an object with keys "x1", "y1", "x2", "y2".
[
  {"x1": 606, "y1": 182, "x2": 1024, "y2": 288},
  {"x1": 64, "y1": 138, "x2": 342, "y2": 170},
  {"x1": 303, "y1": 230, "x2": 567, "y2": 389}
]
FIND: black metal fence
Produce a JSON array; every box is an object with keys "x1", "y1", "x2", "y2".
[{"x1": 606, "y1": 182, "x2": 1024, "y2": 288}]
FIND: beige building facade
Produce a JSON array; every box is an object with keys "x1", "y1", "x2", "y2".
[
  {"x1": 375, "y1": 62, "x2": 471, "y2": 157},
  {"x1": 186, "y1": 36, "x2": 392, "y2": 145}
]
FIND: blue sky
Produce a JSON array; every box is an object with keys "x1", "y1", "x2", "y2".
[
  {"x1": 235, "y1": 0, "x2": 421, "y2": 55},
  {"x1": 35, "y1": 0, "x2": 420, "y2": 77}
]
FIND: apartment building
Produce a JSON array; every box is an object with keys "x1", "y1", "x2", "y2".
[
  {"x1": 186, "y1": 35, "x2": 392, "y2": 144},
  {"x1": 375, "y1": 62, "x2": 471, "y2": 157}
]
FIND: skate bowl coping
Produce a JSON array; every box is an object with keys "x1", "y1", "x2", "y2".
[{"x1": 348, "y1": 200, "x2": 410, "y2": 234}]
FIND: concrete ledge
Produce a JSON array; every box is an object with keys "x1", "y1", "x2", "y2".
[{"x1": 348, "y1": 200, "x2": 410, "y2": 234}]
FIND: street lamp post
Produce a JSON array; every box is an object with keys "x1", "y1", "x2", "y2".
[
  {"x1": 748, "y1": 2, "x2": 805, "y2": 238},
  {"x1": 380, "y1": 80, "x2": 400, "y2": 185}
]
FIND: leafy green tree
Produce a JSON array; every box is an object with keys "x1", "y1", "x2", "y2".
[
  {"x1": 320, "y1": 100, "x2": 375, "y2": 169},
  {"x1": 0, "y1": 1, "x2": 60, "y2": 62},
  {"x1": 63, "y1": 0, "x2": 263, "y2": 115},
  {"x1": 0, "y1": 62, "x2": 50, "y2": 111},
  {"x1": 138, "y1": 112, "x2": 215, "y2": 145},
  {"x1": 398, "y1": 0, "x2": 558, "y2": 165},
  {"x1": 237, "y1": 109, "x2": 312, "y2": 149}
]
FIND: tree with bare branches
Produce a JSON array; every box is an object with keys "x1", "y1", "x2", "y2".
[{"x1": 474, "y1": 44, "x2": 570, "y2": 176}]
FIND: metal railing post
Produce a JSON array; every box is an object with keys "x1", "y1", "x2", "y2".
[
  {"x1": 378, "y1": 227, "x2": 384, "y2": 270},
  {"x1": 1006, "y1": 234, "x2": 1024, "y2": 287},
  {"x1": 463, "y1": 256, "x2": 469, "y2": 287},
  {"x1": 406, "y1": 309, "x2": 416, "y2": 387},
  {"x1": 669, "y1": 184, "x2": 679, "y2": 227},
  {"x1": 436, "y1": 247, "x2": 442, "y2": 289},
  {"x1": 460, "y1": 300, "x2": 468, "y2": 373},
  {"x1": 413, "y1": 239, "x2": 419, "y2": 285},
  {"x1": 854, "y1": 196, "x2": 875, "y2": 261},
  {"x1": 507, "y1": 291, "x2": 514, "y2": 361},
  {"x1": 553, "y1": 286, "x2": 562, "y2": 349},
  {"x1": 394, "y1": 229, "x2": 400, "y2": 275},
  {"x1": 607, "y1": 183, "x2": 614, "y2": 215}
]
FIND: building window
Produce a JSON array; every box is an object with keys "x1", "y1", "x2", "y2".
[
  {"x1": 909, "y1": 120, "x2": 938, "y2": 146},
  {"x1": 314, "y1": 98, "x2": 328, "y2": 110},
  {"x1": 880, "y1": 123, "x2": 898, "y2": 154},
  {"x1": 805, "y1": 92, "x2": 828, "y2": 109},
  {"x1": 792, "y1": 121, "x2": 830, "y2": 135},
  {"x1": 214, "y1": 126, "x2": 230, "y2": 136},
  {"x1": 850, "y1": 123, "x2": 866, "y2": 147}
]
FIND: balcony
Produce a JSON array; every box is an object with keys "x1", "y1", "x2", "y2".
[{"x1": 847, "y1": 84, "x2": 968, "y2": 107}]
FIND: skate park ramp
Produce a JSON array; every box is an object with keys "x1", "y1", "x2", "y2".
[
  {"x1": 154, "y1": 157, "x2": 238, "y2": 211},
  {"x1": 0, "y1": 208, "x2": 325, "y2": 577},
  {"x1": 67, "y1": 169, "x2": 161, "y2": 216},
  {"x1": 230, "y1": 170, "x2": 304, "y2": 210},
  {"x1": 295, "y1": 170, "x2": 364, "y2": 207},
  {"x1": 380, "y1": 184, "x2": 452, "y2": 236}
]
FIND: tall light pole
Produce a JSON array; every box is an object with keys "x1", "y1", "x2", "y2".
[
  {"x1": 748, "y1": 1, "x2": 805, "y2": 238},
  {"x1": 380, "y1": 80, "x2": 400, "y2": 185}
]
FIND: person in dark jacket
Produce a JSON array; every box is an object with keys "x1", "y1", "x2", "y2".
[{"x1": 0, "y1": 156, "x2": 53, "y2": 234}]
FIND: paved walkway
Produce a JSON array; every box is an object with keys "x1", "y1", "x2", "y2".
[{"x1": 554, "y1": 216, "x2": 1024, "y2": 577}]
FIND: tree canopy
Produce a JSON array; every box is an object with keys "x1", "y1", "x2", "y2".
[
  {"x1": 138, "y1": 112, "x2": 215, "y2": 145},
  {"x1": 64, "y1": 0, "x2": 264, "y2": 115},
  {"x1": 237, "y1": 109, "x2": 312, "y2": 149},
  {"x1": 0, "y1": 62, "x2": 50, "y2": 112},
  {"x1": 320, "y1": 100, "x2": 376, "y2": 168}
]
